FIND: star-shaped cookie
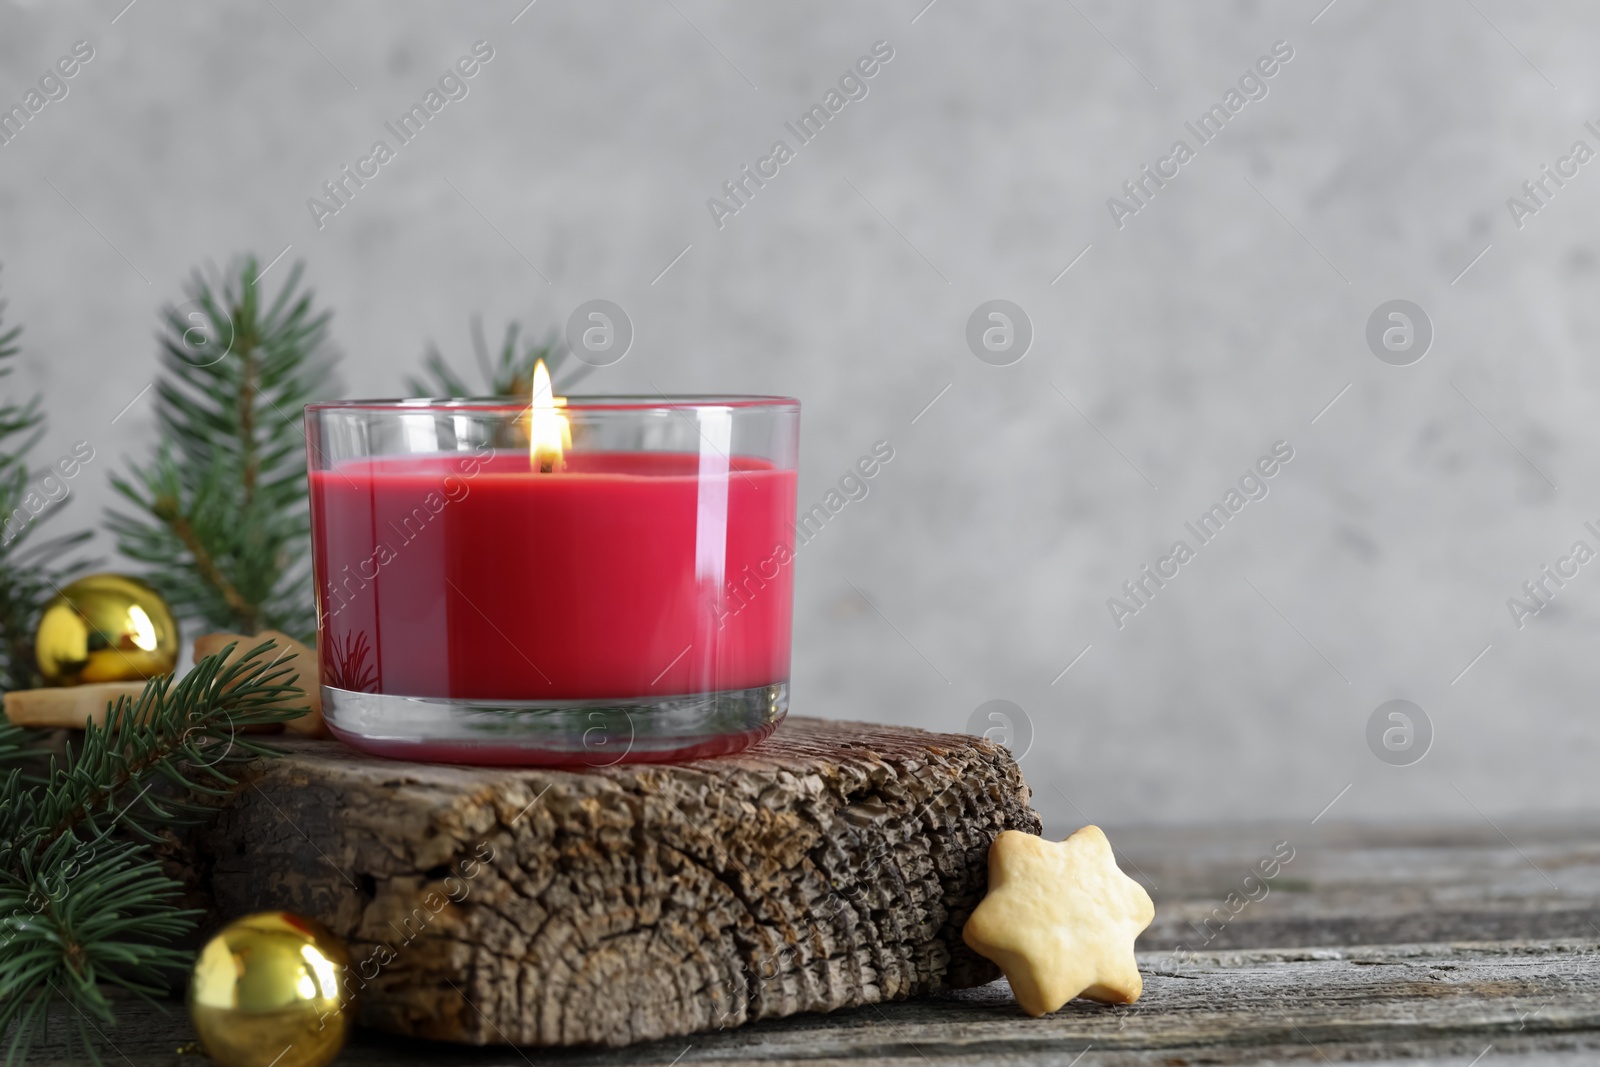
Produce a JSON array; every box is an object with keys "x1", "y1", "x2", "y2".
[{"x1": 963, "y1": 825, "x2": 1155, "y2": 1016}]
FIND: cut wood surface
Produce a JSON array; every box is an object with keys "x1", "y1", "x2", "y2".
[{"x1": 180, "y1": 716, "x2": 1041, "y2": 1048}]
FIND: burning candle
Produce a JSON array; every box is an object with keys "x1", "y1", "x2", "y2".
[{"x1": 305, "y1": 377, "x2": 799, "y2": 765}]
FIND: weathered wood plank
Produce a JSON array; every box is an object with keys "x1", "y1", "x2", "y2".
[
  {"x1": 1112, "y1": 822, "x2": 1600, "y2": 952},
  {"x1": 32, "y1": 939, "x2": 1600, "y2": 1066},
  {"x1": 179, "y1": 717, "x2": 1040, "y2": 1048}
]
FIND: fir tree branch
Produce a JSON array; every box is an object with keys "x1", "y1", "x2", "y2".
[
  {"x1": 107, "y1": 255, "x2": 337, "y2": 639},
  {"x1": 0, "y1": 639, "x2": 306, "y2": 1065},
  {"x1": 409, "y1": 316, "x2": 593, "y2": 398},
  {"x1": 0, "y1": 832, "x2": 192, "y2": 1067},
  {"x1": 14, "y1": 640, "x2": 304, "y2": 858}
]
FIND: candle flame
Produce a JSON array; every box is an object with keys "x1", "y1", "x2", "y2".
[{"x1": 529, "y1": 358, "x2": 569, "y2": 473}]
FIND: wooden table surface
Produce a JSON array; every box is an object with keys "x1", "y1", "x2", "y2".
[{"x1": 36, "y1": 818, "x2": 1600, "y2": 1066}]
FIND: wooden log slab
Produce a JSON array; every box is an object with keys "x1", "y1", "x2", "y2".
[{"x1": 186, "y1": 716, "x2": 1040, "y2": 1048}]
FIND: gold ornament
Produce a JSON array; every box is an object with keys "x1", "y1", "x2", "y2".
[
  {"x1": 189, "y1": 911, "x2": 353, "y2": 1067},
  {"x1": 33, "y1": 573, "x2": 178, "y2": 685}
]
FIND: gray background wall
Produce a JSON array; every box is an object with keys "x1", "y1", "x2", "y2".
[{"x1": 2, "y1": 0, "x2": 1596, "y2": 834}]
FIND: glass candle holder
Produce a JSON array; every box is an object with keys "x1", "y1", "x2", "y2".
[{"x1": 305, "y1": 395, "x2": 799, "y2": 765}]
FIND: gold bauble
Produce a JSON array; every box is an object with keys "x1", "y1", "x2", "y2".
[
  {"x1": 34, "y1": 573, "x2": 178, "y2": 685},
  {"x1": 189, "y1": 911, "x2": 353, "y2": 1067}
]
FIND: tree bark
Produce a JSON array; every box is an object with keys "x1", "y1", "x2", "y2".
[{"x1": 186, "y1": 716, "x2": 1040, "y2": 1048}]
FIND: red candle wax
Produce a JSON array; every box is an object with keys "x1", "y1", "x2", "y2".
[{"x1": 309, "y1": 451, "x2": 796, "y2": 700}]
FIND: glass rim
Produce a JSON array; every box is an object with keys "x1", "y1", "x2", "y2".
[{"x1": 305, "y1": 394, "x2": 800, "y2": 414}]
